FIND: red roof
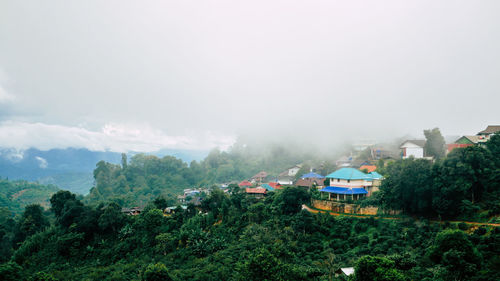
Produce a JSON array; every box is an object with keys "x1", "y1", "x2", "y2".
[
  {"x1": 268, "y1": 182, "x2": 282, "y2": 189},
  {"x1": 447, "y1": 143, "x2": 473, "y2": 152},
  {"x1": 239, "y1": 180, "x2": 252, "y2": 187},
  {"x1": 245, "y1": 188, "x2": 267, "y2": 194},
  {"x1": 359, "y1": 165, "x2": 377, "y2": 173}
]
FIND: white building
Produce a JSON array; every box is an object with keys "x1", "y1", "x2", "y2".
[{"x1": 400, "y1": 140, "x2": 426, "y2": 159}]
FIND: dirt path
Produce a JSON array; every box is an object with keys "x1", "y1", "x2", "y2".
[
  {"x1": 11, "y1": 189, "x2": 28, "y2": 199},
  {"x1": 302, "y1": 205, "x2": 500, "y2": 227}
]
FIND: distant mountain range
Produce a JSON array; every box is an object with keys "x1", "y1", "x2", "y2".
[{"x1": 0, "y1": 147, "x2": 208, "y2": 195}]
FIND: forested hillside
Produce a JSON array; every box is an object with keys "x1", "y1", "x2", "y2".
[
  {"x1": 87, "y1": 140, "x2": 338, "y2": 207},
  {"x1": 378, "y1": 133, "x2": 500, "y2": 221},
  {"x1": 1, "y1": 187, "x2": 499, "y2": 280},
  {"x1": 0, "y1": 179, "x2": 59, "y2": 215}
]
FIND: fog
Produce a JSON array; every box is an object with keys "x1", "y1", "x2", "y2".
[{"x1": 0, "y1": 1, "x2": 499, "y2": 152}]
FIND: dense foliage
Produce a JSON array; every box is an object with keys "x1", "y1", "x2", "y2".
[
  {"x1": 0, "y1": 187, "x2": 499, "y2": 280},
  {"x1": 379, "y1": 133, "x2": 500, "y2": 220},
  {"x1": 423, "y1": 128, "x2": 446, "y2": 160}
]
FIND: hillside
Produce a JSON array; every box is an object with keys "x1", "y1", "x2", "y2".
[
  {"x1": 85, "y1": 140, "x2": 340, "y2": 207},
  {"x1": 0, "y1": 147, "x2": 208, "y2": 195},
  {"x1": 0, "y1": 179, "x2": 59, "y2": 215},
  {"x1": 1, "y1": 188, "x2": 499, "y2": 280}
]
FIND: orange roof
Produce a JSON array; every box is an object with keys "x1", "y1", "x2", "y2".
[
  {"x1": 268, "y1": 182, "x2": 281, "y2": 189},
  {"x1": 359, "y1": 165, "x2": 377, "y2": 173},
  {"x1": 239, "y1": 180, "x2": 252, "y2": 187},
  {"x1": 245, "y1": 188, "x2": 267, "y2": 194}
]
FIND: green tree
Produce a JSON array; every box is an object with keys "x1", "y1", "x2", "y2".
[
  {"x1": 14, "y1": 204, "x2": 49, "y2": 245},
  {"x1": 486, "y1": 132, "x2": 500, "y2": 167},
  {"x1": 433, "y1": 146, "x2": 495, "y2": 218},
  {"x1": 378, "y1": 159, "x2": 434, "y2": 216},
  {"x1": 98, "y1": 202, "x2": 125, "y2": 233},
  {"x1": 354, "y1": 255, "x2": 405, "y2": 281},
  {"x1": 121, "y1": 153, "x2": 128, "y2": 169},
  {"x1": 142, "y1": 262, "x2": 172, "y2": 281},
  {"x1": 273, "y1": 187, "x2": 311, "y2": 215},
  {"x1": 50, "y1": 191, "x2": 77, "y2": 217},
  {"x1": 424, "y1": 128, "x2": 446, "y2": 159},
  {"x1": 237, "y1": 247, "x2": 281, "y2": 281},
  {"x1": 427, "y1": 229, "x2": 481, "y2": 281},
  {"x1": 0, "y1": 262, "x2": 24, "y2": 281},
  {"x1": 30, "y1": 271, "x2": 57, "y2": 281}
]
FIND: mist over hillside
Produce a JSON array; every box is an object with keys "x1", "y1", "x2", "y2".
[{"x1": 0, "y1": 147, "x2": 208, "y2": 194}]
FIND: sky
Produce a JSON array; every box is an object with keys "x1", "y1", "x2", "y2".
[{"x1": 0, "y1": 1, "x2": 499, "y2": 152}]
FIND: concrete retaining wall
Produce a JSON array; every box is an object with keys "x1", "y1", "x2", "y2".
[{"x1": 311, "y1": 199, "x2": 400, "y2": 215}]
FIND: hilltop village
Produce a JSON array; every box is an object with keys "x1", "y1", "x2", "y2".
[{"x1": 126, "y1": 125, "x2": 500, "y2": 217}]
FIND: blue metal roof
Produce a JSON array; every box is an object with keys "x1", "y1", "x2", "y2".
[
  {"x1": 369, "y1": 171, "x2": 383, "y2": 179},
  {"x1": 301, "y1": 172, "x2": 325, "y2": 179},
  {"x1": 325, "y1": 168, "x2": 372, "y2": 180},
  {"x1": 260, "y1": 183, "x2": 274, "y2": 191},
  {"x1": 319, "y1": 186, "x2": 368, "y2": 195}
]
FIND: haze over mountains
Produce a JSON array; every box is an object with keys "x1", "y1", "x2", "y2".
[{"x1": 0, "y1": 147, "x2": 208, "y2": 194}]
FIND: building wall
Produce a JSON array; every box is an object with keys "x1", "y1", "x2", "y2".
[
  {"x1": 329, "y1": 178, "x2": 372, "y2": 187},
  {"x1": 403, "y1": 147, "x2": 424, "y2": 158},
  {"x1": 288, "y1": 167, "x2": 300, "y2": 176}
]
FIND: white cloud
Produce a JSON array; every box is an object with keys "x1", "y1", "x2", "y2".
[
  {"x1": 0, "y1": 148, "x2": 24, "y2": 162},
  {"x1": 0, "y1": 121, "x2": 235, "y2": 152},
  {"x1": 0, "y1": 84, "x2": 15, "y2": 104},
  {"x1": 35, "y1": 156, "x2": 48, "y2": 168}
]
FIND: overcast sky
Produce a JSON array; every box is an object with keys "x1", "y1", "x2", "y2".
[{"x1": 0, "y1": 1, "x2": 499, "y2": 152}]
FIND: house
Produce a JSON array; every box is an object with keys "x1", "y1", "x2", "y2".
[
  {"x1": 477, "y1": 125, "x2": 500, "y2": 137},
  {"x1": 319, "y1": 168, "x2": 383, "y2": 200},
  {"x1": 370, "y1": 147, "x2": 399, "y2": 160},
  {"x1": 260, "y1": 183, "x2": 275, "y2": 191},
  {"x1": 353, "y1": 139, "x2": 376, "y2": 151},
  {"x1": 283, "y1": 164, "x2": 302, "y2": 177},
  {"x1": 251, "y1": 171, "x2": 268, "y2": 184},
  {"x1": 238, "y1": 180, "x2": 253, "y2": 188},
  {"x1": 121, "y1": 206, "x2": 143, "y2": 216},
  {"x1": 276, "y1": 165, "x2": 301, "y2": 185},
  {"x1": 268, "y1": 182, "x2": 282, "y2": 190},
  {"x1": 164, "y1": 205, "x2": 187, "y2": 215},
  {"x1": 336, "y1": 155, "x2": 352, "y2": 167},
  {"x1": 400, "y1": 140, "x2": 426, "y2": 159},
  {"x1": 335, "y1": 267, "x2": 355, "y2": 277},
  {"x1": 276, "y1": 172, "x2": 294, "y2": 185},
  {"x1": 447, "y1": 136, "x2": 483, "y2": 153},
  {"x1": 447, "y1": 126, "x2": 499, "y2": 153},
  {"x1": 296, "y1": 178, "x2": 325, "y2": 188},
  {"x1": 245, "y1": 187, "x2": 267, "y2": 198},
  {"x1": 295, "y1": 172, "x2": 325, "y2": 188}
]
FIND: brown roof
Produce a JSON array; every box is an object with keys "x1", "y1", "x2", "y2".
[
  {"x1": 245, "y1": 188, "x2": 267, "y2": 194},
  {"x1": 251, "y1": 171, "x2": 268, "y2": 179},
  {"x1": 477, "y1": 125, "x2": 500, "y2": 135},
  {"x1": 295, "y1": 178, "x2": 324, "y2": 188},
  {"x1": 400, "y1": 140, "x2": 426, "y2": 148}
]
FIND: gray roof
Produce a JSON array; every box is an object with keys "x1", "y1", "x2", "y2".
[
  {"x1": 400, "y1": 139, "x2": 426, "y2": 148},
  {"x1": 477, "y1": 125, "x2": 500, "y2": 135},
  {"x1": 457, "y1": 135, "x2": 488, "y2": 144}
]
